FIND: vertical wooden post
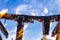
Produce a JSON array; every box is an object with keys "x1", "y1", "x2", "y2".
[
  {"x1": 56, "y1": 21, "x2": 60, "y2": 40},
  {"x1": 43, "y1": 18, "x2": 50, "y2": 35},
  {"x1": 42, "y1": 18, "x2": 50, "y2": 40},
  {"x1": 16, "y1": 18, "x2": 24, "y2": 40}
]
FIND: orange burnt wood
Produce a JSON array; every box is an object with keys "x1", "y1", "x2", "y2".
[
  {"x1": 56, "y1": 21, "x2": 60, "y2": 40},
  {"x1": 16, "y1": 22, "x2": 24, "y2": 40},
  {"x1": 52, "y1": 21, "x2": 60, "y2": 40}
]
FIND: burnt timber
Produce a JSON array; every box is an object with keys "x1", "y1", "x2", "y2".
[
  {"x1": 0, "y1": 21, "x2": 8, "y2": 40},
  {"x1": 52, "y1": 19, "x2": 60, "y2": 40},
  {"x1": 0, "y1": 13, "x2": 60, "y2": 40}
]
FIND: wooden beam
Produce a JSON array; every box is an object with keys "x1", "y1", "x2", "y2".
[
  {"x1": 16, "y1": 18, "x2": 24, "y2": 40},
  {"x1": 0, "y1": 21, "x2": 8, "y2": 38}
]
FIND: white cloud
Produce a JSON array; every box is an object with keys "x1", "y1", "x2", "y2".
[
  {"x1": 41, "y1": 13, "x2": 45, "y2": 16},
  {"x1": 43, "y1": 7, "x2": 48, "y2": 14},
  {"x1": 15, "y1": 4, "x2": 43, "y2": 16},
  {"x1": 31, "y1": 10, "x2": 35, "y2": 16},
  {"x1": 0, "y1": 9, "x2": 8, "y2": 13},
  {"x1": 41, "y1": 6, "x2": 49, "y2": 16},
  {"x1": 24, "y1": 23, "x2": 28, "y2": 30},
  {"x1": 16, "y1": 5, "x2": 32, "y2": 15},
  {"x1": 16, "y1": 5, "x2": 27, "y2": 14}
]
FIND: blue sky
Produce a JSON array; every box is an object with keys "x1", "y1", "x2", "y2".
[{"x1": 0, "y1": 0, "x2": 60, "y2": 40}]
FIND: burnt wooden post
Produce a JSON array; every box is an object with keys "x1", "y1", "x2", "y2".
[
  {"x1": 41, "y1": 17, "x2": 50, "y2": 40},
  {"x1": 43, "y1": 17, "x2": 50, "y2": 35},
  {"x1": 0, "y1": 21, "x2": 8, "y2": 39},
  {"x1": 56, "y1": 21, "x2": 60, "y2": 40},
  {"x1": 16, "y1": 16, "x2": 24, "y2": 40},
  {"x1": 52, "y1": 18, "x2": 60, "y2": 40}
]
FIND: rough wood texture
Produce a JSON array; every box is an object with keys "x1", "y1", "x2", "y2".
[
  {"x1": 0, "y1": 21, "x2": 8, "y2": 38},
  {"x1": 16, "y1": 21, "x2": 24, "y2": 40},
  {"x1": 0, "y1": 13, "x2": 60, "y2": 40},
  {"x1": 56, "y1": 21, "x2": 60, "y2": 40},
  {"x1": 52, "y1": 21, "x2": 60, "y2": 40}
]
